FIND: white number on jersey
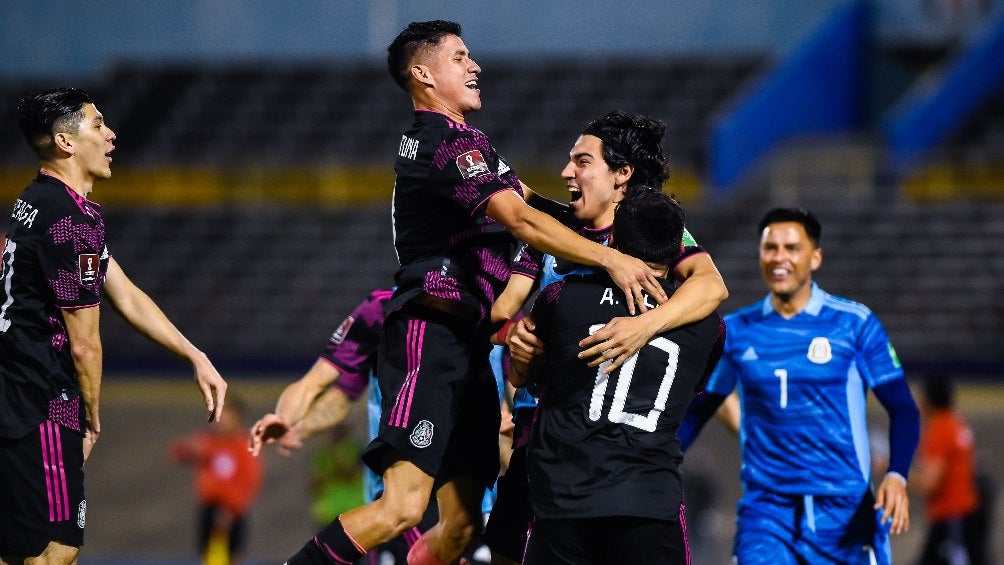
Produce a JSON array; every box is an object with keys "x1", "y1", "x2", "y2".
[
  {"x1": 773, "y1": 368, "x2": 788, "y2": 408},
  {"x1": 587, "y1": 324, "x2": 681, "y2": 432}
]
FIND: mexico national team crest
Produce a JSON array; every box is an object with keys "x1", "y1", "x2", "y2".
[
  {"x1": 807, "y1": 337, "x2": 833, "y2": 364},
  {"x1": 456, "y1": 150, "x2": 490, "y2": 179},
  {"x1": 409, "y1": 420, "x2": 434, "y2": 448}
]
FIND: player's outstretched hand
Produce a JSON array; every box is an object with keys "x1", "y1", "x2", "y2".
[
  {"x1": 874, "y1": 473, "x2": 910, "y2": 535},
  {"x1": 193, "y1": 353, "x2": 227, "y2": 422},
  {"x1": 507, "y1": 318, "x2": 543, "y2": 365},
  {"x1": 578, "y1": 314, "x2": 662, "y2": 372},
  {"x1": 603, "y1": 249, "x2": 666, "y2": 315},
  {"x1": 249, "y1": 413, "x2": 296, "y2": 457}
]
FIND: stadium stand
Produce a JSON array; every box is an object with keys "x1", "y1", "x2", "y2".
[{"x1": 1, "y1": 55, "x2": 1002, "y2": 376}]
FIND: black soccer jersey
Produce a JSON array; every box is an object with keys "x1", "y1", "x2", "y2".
[
  {"x1": 525, "y1": 272, "x2": 724, "y2": 521},
  {"x1": 0, "y1": 173, "x2": 108, "y2": 439},
  {"x1": 389, "y1": 110, "x2": 526, "y2": 329}
]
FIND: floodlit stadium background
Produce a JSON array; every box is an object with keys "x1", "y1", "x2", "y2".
[{"x1": 1, "y1": 1, "x2": 1002, "y2": 563}]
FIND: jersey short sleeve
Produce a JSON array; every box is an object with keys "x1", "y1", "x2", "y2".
[
  {"x1": 430, "y1": 124, "x2": 519, "y2": 216},
  {"x1": 39, "y1": 224, "x2": 106, "y2": 310},
  {"x1": 320, "y1": 289, "x2": 393, "y2": 400},
  {"x1": 852, "y1": 312, "x2": 903, "y2": 389},
  {"x1": 510, "y1": 242, "x2": 542, "y2": 281}
]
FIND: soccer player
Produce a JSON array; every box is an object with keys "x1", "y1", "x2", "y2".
[
  {"x1": 679, "y1": 207, "x2": 920, "y2": 564},
  {"x1": 484, "y1": 110, "x2": 730, "y2": 564},
  {"x1": 251, "y1": 286, "x2": 527, "y2": 564},
  {"x1": 0, "y1": 88, "x2": 227, "y2": 564},
  {"x1": 509, "y1": 187, "x2": 724, "y2": 564},
  {"x1": 911, "y1": 375, "x2": 986, "y2": 564},
  {"x1": 285, "y1": 20, "x2": 668, "y2": 565},
  {"x1": 249, "y1": 288, "x2": 437, "y2": 563}
]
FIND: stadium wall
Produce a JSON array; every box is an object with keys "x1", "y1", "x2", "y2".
[
  {"x1": 709, "y1": 0, "x2": 867, "y2": 191},
  {"x1": 884, "y1": 9, "x2": 1004, "y2": 169}
]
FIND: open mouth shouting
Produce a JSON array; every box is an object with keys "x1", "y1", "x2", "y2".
[{"x1": 568, "y1": 186, "x2": 582, "y2": 203}]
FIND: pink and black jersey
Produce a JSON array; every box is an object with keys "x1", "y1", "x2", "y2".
[
  {"x1": 319, "y1": 288, "x2": 393, "y2": 401},
  {"x1": 525, "y1": 272, "x2": 723, "y2": 522},
  {"x1": 0, "y1": 173, "x2": 109, "y2": 439},
  {"x1": 389, "y1": 111, "x2": 527, "y2": 330}
]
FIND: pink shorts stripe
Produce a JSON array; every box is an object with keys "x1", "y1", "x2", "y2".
[
  {"x1": 680, "y1": 502, "x2": 691, "y2": 565},
  {"x1": 39, "y1": 421, "x2": 70, "y2": 522},
  {"x1": 389, "y1": 319, "x2": 425, "y2": 428},
  {"x1": 54, "y1": 424, "x2": 70, "y2": 521}
]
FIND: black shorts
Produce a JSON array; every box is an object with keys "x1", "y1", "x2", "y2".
[
  {"x1": 482, "y1": 442, "x2": 532, "y2": 562},
  {"x1": 0, "y1": 420, "x2": 86, "y2": 555},
  {"x1": 362, "y1": 305, "x2": 500, "y2": 489},
  {"x1": 524, "y1": 515, "x2": 688, "y2": 565}
]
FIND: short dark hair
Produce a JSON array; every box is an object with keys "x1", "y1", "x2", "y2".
[
  {"x1": 387, "y1": 20, "x2": 463, "y2": 91},
  {"x1": 17, "y1": 87, "x2": 93, "y2": 159},
  {"x1": 924, "y1": 375, "x2": 954, "y2": 409},
  {"x1": 581, "y1": 111, "x2": 670, "y2": 189},
  {"x1": 757, "y1": 207, "x2": 822, "y2": 246},
  {"x1": 612, "y1": 186, "x2": 685, "y2": 267}
]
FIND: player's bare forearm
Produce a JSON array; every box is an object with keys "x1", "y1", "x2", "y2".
[
  {"x1": 579, "y1": 254, "x2": 727, "y2": 372},
  {"x1": 274, "y1": 359, "x2": 341, "y2": 426},
  {"x1": 486, "y1": 190, "x2": 665, "y2": 314},
  {"x1": 491, "y1": 273, "x2": 535, "y2": 324},
  {"x1": 660, "y1": 253, "x2": 728, "y2": 329},
  {"x1": 292, "y1": 387, "x2": 352, "y2": 440},
  {"x1": 63, "y1": 305, "x2": 103, "y2": 442},
  {"x1": 103, "y1": 258, "x2": 227, "y2": 420}
]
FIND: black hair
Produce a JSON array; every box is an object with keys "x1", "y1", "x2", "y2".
[
  {"x1": 757, "y1": 207, "x2": 822, "y2": 246},
  {"x1": 386, "y1": 20, "x2": 463, "y2": 91},
  {"x1": 924, "y1": 375, "x2": 954, "y2": 409},
  {"x1": 612, "y1": 186, "x2": 685, "y2": 267},
  {"x1": 581, "y1": 111, "x2": 670, "y2": 189},
  {"x1": 17, "y1": 87, "x2": 93, "y2": 159}
]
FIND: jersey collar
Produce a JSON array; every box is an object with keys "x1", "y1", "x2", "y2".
[{"x1": 761, "y1": 282, "x2": 825, "y2": 317}]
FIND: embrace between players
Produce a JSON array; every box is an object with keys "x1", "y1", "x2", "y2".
[{"x1": 251, "y1": 19, "x2": 919, "y2": 565}]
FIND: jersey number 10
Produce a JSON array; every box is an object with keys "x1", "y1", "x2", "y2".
[{"x1": 586, "y1": 324, "x2": 680, "y2": 433}]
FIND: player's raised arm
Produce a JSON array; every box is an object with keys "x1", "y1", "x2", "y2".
[
  {"x1": 579, "y1": 251, "x2": 728, "y2": 372},
  {"x1": 249, "y1": 358, "x2": 347, "y2": 457},
  {"x1": 486, "y1": 189, "x2": 665, "y2": 315}
]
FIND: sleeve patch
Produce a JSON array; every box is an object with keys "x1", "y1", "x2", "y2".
[
  {"x1": 456, "y1": 150, "x2": 490, "y2": 179},
  {"x1": 78, "y1": 254, "x2": 100, "y2": 285},
  {"x1": 329, "y1": 315, "x2": 355, "y2": 345}
]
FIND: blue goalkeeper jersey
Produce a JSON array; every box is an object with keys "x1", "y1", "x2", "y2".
[{"x1": 706, "y1": 283, "x2": 904, "y2": 497}]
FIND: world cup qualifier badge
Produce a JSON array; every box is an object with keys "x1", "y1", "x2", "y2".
[
  {"x1": 78, "y1": 253, "x2": 99, "y2": 285},
  {"x1": 409, "y1": 420, "x2": 435, "y2": 448},
  {"x1": 456, "y1": 150, "x2": 490, "y2": 179},
  {"x1": 330, "y1": 315, "x2": 355, "y2": 345}
]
